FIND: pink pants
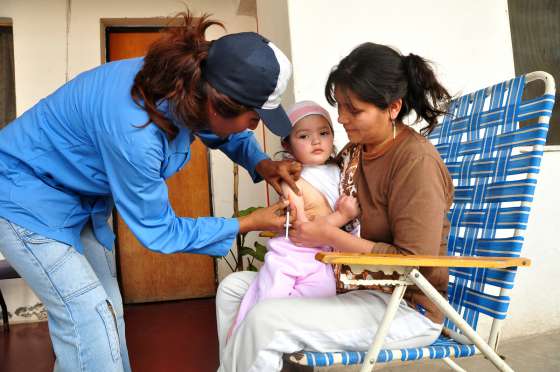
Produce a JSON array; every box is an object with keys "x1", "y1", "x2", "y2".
[{"x1": 230, "y1": 237, "x2": 336, "y2": 336}]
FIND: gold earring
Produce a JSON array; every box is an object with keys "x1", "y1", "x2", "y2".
[{"x1": 392, "y1": 119, "x2": 396, "y2": 140}]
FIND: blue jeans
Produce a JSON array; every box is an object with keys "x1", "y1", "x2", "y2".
[{"x1": 0, "y1": 217, "x2": 131, "y2": 372}]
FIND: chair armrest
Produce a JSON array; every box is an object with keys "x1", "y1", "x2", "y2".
[
  {"x1": 259, "y1": 231, "x2": 277, "y2": 238},
  {"x1": 316, "y1": 252, "x2": 530, "y2": 269}
]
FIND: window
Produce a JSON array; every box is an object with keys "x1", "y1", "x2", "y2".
[
  {"x1": 508, "y1": 0, "x2": 560, "y2": 145},
  {"x1": 0, "y1": 24, "x2": 16, "y2": 129}
]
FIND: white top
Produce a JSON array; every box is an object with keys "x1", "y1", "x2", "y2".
[{"x1": 300, "y1": 163, "x2": 340, "y2": 211}]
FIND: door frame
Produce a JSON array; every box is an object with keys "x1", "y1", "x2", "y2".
[{"x1": 100, "y1": 17, "x2": 181, "y2": 64}]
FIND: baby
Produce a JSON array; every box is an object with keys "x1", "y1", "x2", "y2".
[{"x1": 228, "y1": 101, "x2": 360, "y2": 339}]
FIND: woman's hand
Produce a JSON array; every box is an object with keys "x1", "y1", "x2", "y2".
[
  {"x1": 255, "y1": 159, "x2": 302, "y2": 197},
  {"x1": 238, "y1": 199, "x2": 295, "y2": 233},
  {"x1": 289, "y1": 219, "x2": 334, "y2": 248}
]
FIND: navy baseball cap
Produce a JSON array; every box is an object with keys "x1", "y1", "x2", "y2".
[{"x1": 203, "y1": 32, "x2": 293, "y2": 137}]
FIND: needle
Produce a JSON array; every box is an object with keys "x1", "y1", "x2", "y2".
[{"x1": 284, "y1": 206, "x2": 291, "y2": 239}]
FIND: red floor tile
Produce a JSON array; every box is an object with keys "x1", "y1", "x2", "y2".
[
  {"x1": 0, "y1": 298, "x2": 219, "y2": 372},
  {"x1": 125, "y1": 298, "x2": 219, "y2": 372},
  {"x1": 0, "y1": 321, "x2": 54, "y2": 372}
]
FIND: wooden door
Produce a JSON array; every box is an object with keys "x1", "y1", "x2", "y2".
[{"x1": 107, "y1": 27, "x2": 216, "y2": 303}]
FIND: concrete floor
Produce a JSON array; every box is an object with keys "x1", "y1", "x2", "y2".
[{"x1": 283, "y1": 330, "x2": 560, "y2": 372}]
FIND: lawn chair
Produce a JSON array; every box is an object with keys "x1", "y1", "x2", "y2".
[{"x1": 286, "y1": 71, "x2": 556, "y2": 372}]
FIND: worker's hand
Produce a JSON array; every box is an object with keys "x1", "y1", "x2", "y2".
[
  {"x1": 238, "y1": 199, "x2": 296, "y2": 233},
  {"x1": 255, "y1": 159, "x2": 302, "y2": 197}
]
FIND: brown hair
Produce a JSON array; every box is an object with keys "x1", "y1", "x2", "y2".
[
  {"x1": 325, "y1": 42, "x2": 451, "y2": 135},
  {"x1": 131, "y1": 11, "x2": 251, "y2": 140}
]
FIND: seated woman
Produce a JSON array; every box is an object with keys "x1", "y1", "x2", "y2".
[{"x1": 216, "y1": 42, "x2": 454, "y2": 372}]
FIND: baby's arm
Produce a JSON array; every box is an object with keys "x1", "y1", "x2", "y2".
[
  {"x1": 281, "y1": 180, "x2": 309, "y2": 223},
  {"x1": 321, "y1": 195, "x2": 360, "y2": 228}
]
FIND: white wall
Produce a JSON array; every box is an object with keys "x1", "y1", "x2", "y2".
[
  {"x1": 0, "y1": 0, "x2": 266, "y2": 323},
  {"x1": 271, "y1": 0, "x2": 560, "y2": 341},
  {"x1": 286, "y1": 0, "x2": 516, "y2": 149},
  {"x1": 2, "y1": 0, "x2": 68, "y2": 114},
  {"x1": 508, "y1": 151, "x2": 560, "y2": 339},
  {"x1": 257, "y1": 0, "x2": 295, "y2": 160}
]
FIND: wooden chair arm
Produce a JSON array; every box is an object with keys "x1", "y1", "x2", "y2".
[
  {"x1": 259, "y1": 231, "x2": 278, "y2": 238},
  {"x1": 316, "y1": 252, "x2": 530, "y2": 269}
]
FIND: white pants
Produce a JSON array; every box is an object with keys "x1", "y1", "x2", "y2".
[{"x1": 216, "y1": 271, "x2": 443, "y2": 372}]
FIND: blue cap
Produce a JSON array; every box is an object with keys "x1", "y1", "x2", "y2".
[{"x1": 204, "y1": 32, "x2": 292, "y2": 137}]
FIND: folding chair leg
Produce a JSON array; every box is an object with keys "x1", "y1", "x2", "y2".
[
  {"x1": 409, "y1": 269, "x2": 514, "y2": 372},
  {"x1": 0, "y1": 288, "x2": 9, "y2": 332},
  {"x1": 360, "y1": 283, "x2": 407, "y2": 372},
  {"x1": 442, "y1": 357, "x2": 467, "y2": 372}
]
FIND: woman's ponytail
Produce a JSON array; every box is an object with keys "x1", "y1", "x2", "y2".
[
  {"x1": 401, "y1": 54, "x2": 451, "y2": 135},
  {"x1": 325, "y1": 43, "x2": 451, "y2": 137}
]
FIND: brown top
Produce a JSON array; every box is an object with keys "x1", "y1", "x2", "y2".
[{"x1": 355, "y1": 126, "x2": 454, "y2": 324}]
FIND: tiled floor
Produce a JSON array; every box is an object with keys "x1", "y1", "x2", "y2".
[
  {"x1": 0, "y1": 298, "x2": 219, "y2": 372},
  {"x1": 2, "y1": 301, "x2": 559, "y2": 372},
  {"x1": 0, "y1": 320, "x2": 54, "y2": 372}
]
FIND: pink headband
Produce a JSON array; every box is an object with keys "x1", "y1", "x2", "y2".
[{"x1": 286, "y1": 100, "x2": 333, "y2": 132}]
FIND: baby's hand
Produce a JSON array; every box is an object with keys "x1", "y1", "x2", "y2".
[{"x1": 335, "y1": 195, "x2": 360, "y2": 221}]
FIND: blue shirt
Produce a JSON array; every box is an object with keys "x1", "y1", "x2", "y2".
[{"x1": 0, "y1": 57, "x2": 269, "y2": 256}]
